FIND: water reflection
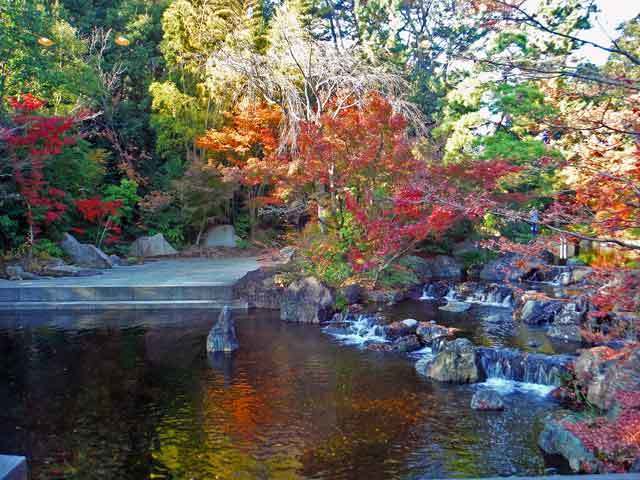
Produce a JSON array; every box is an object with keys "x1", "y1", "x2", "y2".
[{"x1": 0, "y1": 309, "x2": 560, "y2": 479}]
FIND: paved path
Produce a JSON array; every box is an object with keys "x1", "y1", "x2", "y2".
[
  {"x1": 0, "y1": 258, "x2": 259, "y2": 287},
  {"x1": 0, "y1": 258, "x2": 259, "y2": 310}
]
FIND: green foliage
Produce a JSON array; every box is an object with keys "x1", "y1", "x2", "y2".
[
  {"x1": 490, "y1": 83, "x2": 556, "y2": 129},
  {"x1": 300, "y1": 228, "x2": 353, "y2": 287},
  {"x1": 476, "y1": 132, "x2": 551, "y2": 164},
  {"x1": 333, "y1": 294, "x2": 348, "y2": 312},
  {"x1": 45, "y1": 142, "x2": 107, "y2": 197},
  {"x1": 376, "y1": 264, "x2": 420, "y2": 289},
  {"x1": 144, "y1": 207, "x2": 186, "y2": 247},
  {"x1": 312, "y1": 254, "x2": 352, "y2": 287},
  {"x1": 103, "y1": 179, "x2": 140, "y2": 223},
  {"x1": 493, "y1": 32, "x2": 529, "y2": 54},
  {"x1": 32, "y1": 238, "x2": 65, "y2": 259},
  {"x1": 233, "y1": 212, "x2": 251, "y2": 240},
  {"x1": 456, "y1": 249, "x2": 498, "y2": 270},
  {"x1": 0, "y1": 215, "x2": 21, "y2": 252}
]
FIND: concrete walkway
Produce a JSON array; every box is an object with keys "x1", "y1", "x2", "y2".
[{"x1": 0, "y1": 258, "x2": 259, "y2": 310}]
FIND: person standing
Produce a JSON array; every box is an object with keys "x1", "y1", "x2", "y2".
[{"x1": 529, "y1": 208, "x2": 539, "y2": 236}]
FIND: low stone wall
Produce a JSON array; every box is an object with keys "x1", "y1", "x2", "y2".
[{"x1": 0, "y1": 455, "x2": 27, "y2": 480}]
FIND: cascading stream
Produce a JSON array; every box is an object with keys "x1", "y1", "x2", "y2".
[{"x1": 322, "y1": 313, "x2": 387, "y2": 346}]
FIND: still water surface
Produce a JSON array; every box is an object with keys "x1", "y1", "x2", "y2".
[{"x1": 0, "y1": 309, "x2": 561, "y2": 479}]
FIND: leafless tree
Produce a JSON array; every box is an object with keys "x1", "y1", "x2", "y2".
[{"x1": 206, "y1": 6, "x2": 427, "y2": 150}]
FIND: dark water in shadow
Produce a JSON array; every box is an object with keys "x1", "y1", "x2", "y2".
[{"x1": 0, "y1": 309, "x2": 561, "y2": 479}]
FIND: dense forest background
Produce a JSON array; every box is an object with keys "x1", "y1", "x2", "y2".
[{"x1": 1, "y1": 0, "x2": 639, "y2": 293}]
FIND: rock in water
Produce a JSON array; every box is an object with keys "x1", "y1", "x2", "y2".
[
  {"x1": 438, "y1": 301, "x2": 471, "y2": 313},
  {"x1": 280, "y1": 277, "x2": 334, "y2": 323},
  {"x1": 419, "y1": 338, "x2": 479, "y2": 383},
  {"x1": 471, "y1": 390, "x2": 505, "y2": 411},
  {"x1": 206, "y1": 307, "x2": 239, "y2": 353},
  {"x1": 518, "y1": 299, "x2": 563, "y2": 325}
]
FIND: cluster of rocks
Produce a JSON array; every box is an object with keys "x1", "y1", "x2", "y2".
[
  {"x1": 2, "y1": 232, "x2": 182, "y2": 281},
  {"x1": 233, "y1": 266, "x2": 337, "y2": 324},
  {"x1": 512, "y1": 288, "x2": 604, "y2": 345},
  {"x1": 538, "y1": 343, "x2": 640, "y2": 473},
  {"x1": 360, "y1": 318, "x2": 458, "y2": 354}
]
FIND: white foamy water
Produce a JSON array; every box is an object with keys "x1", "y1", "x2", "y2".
[
  {"x1": 409, "y1": 346, "x2": 433, "y2": 358},
  {"x1": 323, "y1": 314, "x2": 387, "y2": 346},
  {"x1": 421, "y1": 284, "x2": 514, "y2": 309},
  {"x1": 477, "y1": 377, "x2": 555, "y2": 397},
  {"x1": 463, "y1": 293, "x2": 513, "y2": 309},
  {"x1": 419, "y1": 284, "x2": 438, "y2": 300}
]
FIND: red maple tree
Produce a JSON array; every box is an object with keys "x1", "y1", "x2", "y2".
[{"x1": 5, "y1": 94, "x2": 77, "y2": 249}]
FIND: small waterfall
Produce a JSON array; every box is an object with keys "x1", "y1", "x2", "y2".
[
  {"x1": 526, "y1": 266, "x2": 570, "y2": 286},
  {"x1": 476, "y1": 347, "x2": 572, "y2": 386},
  {"x1": 420, "y1": 284, "x2": 439, "y2": 300},
  {"x1": 445, "y1": 287, "x2": 459, "y2": 301},
  {"x1": 463, "y1": 284, "x2": 514, "y2": 309},
  {"x1": 420, "y1": 282, "x2": 515, "y2": 309},
  {"x1": 323, "y1": 313, "x2": 387, "y2": 346}
]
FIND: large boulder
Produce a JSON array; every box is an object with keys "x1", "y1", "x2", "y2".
[
  {"x1": 342, "y1": 283, "x2": 365, "y2": 305},
  {"x1": 233, "y1": 267, "x2": 284, "y2": 309},
  {"x1": 365, "y1": 289, "x2": 407, "y2": 305},
  {"x1": 129, "y1": 233, "x2": 178, "y2": 257},
  {"x1": 60, "y1": 233, "x2": 113, "y2": 269},
  {"x1": 426, "y1": 255, "x2": 463, "y2": 280},
  {"x1": 280, "y1": 276, "x2": 334, "y2": 323},
  {"x1": 391, "y1": 334, "x2": 422, "y2": 353},
  {"x1": 573, "y1": 344, "x2": 640, "y2": 411},
  {"x1": 538, "y1": 412, "x2": 602, "y2": 473},
  {"x1": 206, "y1": 307, "x2": 239, "y2": 353},
  {"x1": 471, "y1": 389, "x2": 505, "y2": 411},
  {"x1": 557, "y1": 267, "x2": 592, "y2": 286},
  {"x1": 547, "y1": 302, "x2": 585, "y2": 342},
  {"x1": 202, "y1": 225, "x2": 241, "y2": 248},
  {"x1": 417, "y1": 338, "x2": 479, "y2": 383},
  {"x1": 399, "y1": 255, "x2": 462, "y2": 281},
  {"x1": 479, "y1": 254, "x2": 546, "y2": 282},
  {"x1": 399, "y1": 255, "x2": 433, "y2": 282},
  {"x1": 547, "y1": 324, "x2": 583, "y2": 343},
  {"x1": 384, "y1": 318, "x2": 418, "y2": 339},
  {"x1": 518, "y1": 298, "x2": 563, "y2": 325},
  {"x1": 416, "y1": 322, "x2": 456, "y2": 345}
]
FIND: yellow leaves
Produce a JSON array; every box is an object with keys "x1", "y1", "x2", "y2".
[
  {"x1": 114, "y1": 35, "x2": 130, "y2": 46},
  {"x1": 37, "y1": 37, "x2": 54, "y2": 47}
]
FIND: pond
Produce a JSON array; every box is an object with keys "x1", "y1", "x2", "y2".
[{"x1": 0, "y1": 308, "x2": 567, "y2": 479}]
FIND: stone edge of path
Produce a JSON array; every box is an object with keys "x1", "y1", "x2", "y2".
[
  {"x1": 0, "y1": 258, "x2": 258, "y2": 310},
  {"x1": 0, "y1": 299, "x2": 248, "y2": 310},
  {"x1": 0, "y1": 455, "x2": 27, "y2": 480}
]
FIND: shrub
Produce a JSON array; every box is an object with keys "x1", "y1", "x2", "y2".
[{"x1": 32, "y1": 238, "x2": 65, "y2": 259}]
